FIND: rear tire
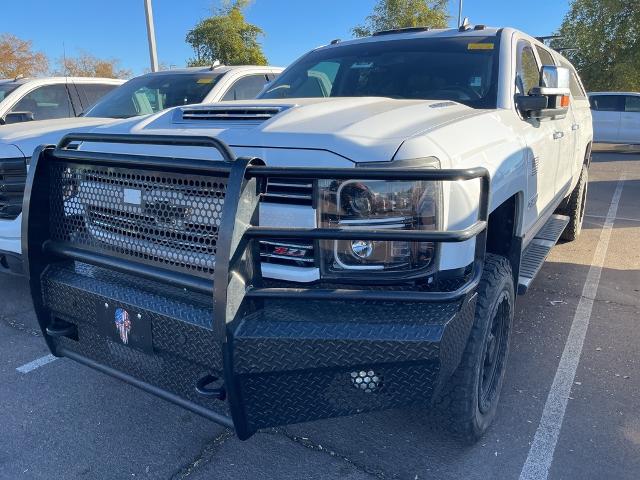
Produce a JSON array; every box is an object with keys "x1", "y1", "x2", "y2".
[
  {"x1": 435, "y1": 254, "x2": 514, "y2": 442},
  {"x1": 560, "y1": 165, "x2": 588, "y2": 242}
]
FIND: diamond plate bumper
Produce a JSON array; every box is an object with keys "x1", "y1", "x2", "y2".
[{"x1": 40, "y1": 260, "x2": 477, "y2": 436}]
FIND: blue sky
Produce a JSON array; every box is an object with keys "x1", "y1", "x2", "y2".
[{"x1": 2, "y1": 0, "x2": 571, "y2": 75}]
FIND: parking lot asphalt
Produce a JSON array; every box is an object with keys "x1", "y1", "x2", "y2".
[{"x1": 1, "y1": 150, "x2": 638, "y2": 480}]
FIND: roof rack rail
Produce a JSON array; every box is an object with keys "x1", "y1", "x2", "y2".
[
  {"x1": 535, "y1": 35, "x2": 563, "y2": 44},
  {"x1": 373, "y1": 26, "x2": 430, "y2": 36}
]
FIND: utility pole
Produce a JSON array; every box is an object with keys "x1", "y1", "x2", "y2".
[
  {"x1": 144, "y1": 0, "x2": 159, "y2": 72},
  {"x1": 457, "y1": 0, "x2": 463, "y2": 28}
]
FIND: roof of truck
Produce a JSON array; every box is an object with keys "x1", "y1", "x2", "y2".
[{"x1": 321, "y1": 26, "x2": 503, "y2": 50}]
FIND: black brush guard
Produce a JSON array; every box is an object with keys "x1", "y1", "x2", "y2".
[{"x1": 23, "y1": 133, "x2": 490, "y2": 440}]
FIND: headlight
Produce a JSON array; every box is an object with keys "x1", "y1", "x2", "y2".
[{"x1": 317, "y1": 157, "x2": 440, "y2": 280}]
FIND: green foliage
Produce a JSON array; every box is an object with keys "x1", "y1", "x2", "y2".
[
  {"x1": 352, "y1": 0, "x2": 449, "y2": 37},
  {"x1": 553, "y1": 0, "x2": 640, "y2": 91},
  {"x1": 186, "y1": 0, "x2": 267, "y2": 66}
]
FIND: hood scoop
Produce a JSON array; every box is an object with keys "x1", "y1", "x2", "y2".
[{"x1": 174, "y1": 105, "x2": 291, "y2": 125}]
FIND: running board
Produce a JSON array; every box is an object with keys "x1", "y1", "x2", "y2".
[{"x1": 518, "y1": 214, "x2": 570, "y2": 294}]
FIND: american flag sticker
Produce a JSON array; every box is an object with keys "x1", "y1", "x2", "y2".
[{"x1": 114, "y1": 308, "x2": 132, "y2": 345}]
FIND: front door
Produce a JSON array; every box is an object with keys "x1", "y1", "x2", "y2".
[{"x1": 515, "y1": 39, "x2": 559, "y2": 233}]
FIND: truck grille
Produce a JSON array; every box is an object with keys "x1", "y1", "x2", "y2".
[
  {"x1": 48, "y1": 164, "x2": 317, "y2": 276},
  {"x1": 0, "y1": 157, "x2": 27, "y2": 220},
  {"x1": 49, "y1": 163, "x2": 227, "y2": 278}
]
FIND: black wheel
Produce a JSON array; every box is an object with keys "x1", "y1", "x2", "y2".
[
  {"x1": 435, "y1": 254, "x2": 514, "y2": 442},
  {"x1": 559, "y1": 165, "x2": 588, "y2": 242}
]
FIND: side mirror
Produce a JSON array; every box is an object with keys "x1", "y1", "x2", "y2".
[
  {"x1": 540, "y1": 65, "x2": 571, "y2": 90},
  {"x1": 518, "y1": 65, "x2": 571, "y2": 120},
  {"x1": 2, "y1": 111, "x2": 35, "y2": 125}
]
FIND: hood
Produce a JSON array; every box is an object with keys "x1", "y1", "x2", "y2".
[
  {"x1": 0, "y1": 117, "x2": 113, "y2": 157},
  {"x1": 91, "y1": 98, "x2": 481, "y2": 162}
]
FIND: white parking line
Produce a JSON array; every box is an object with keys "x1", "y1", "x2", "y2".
[
  {"x1": 16, "y1": 354, "x2": 58, "y2": 374},
  {"x1": 585, "y1": 213, "x2": 640, "y2": 223},
  {"x1": 519, "y1": 176, "x2": 626, "y2": 480}
]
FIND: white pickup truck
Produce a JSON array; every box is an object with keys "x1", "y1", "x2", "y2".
[{"x1": 23, "y1": 25, "x2": 592, "y2": 441}]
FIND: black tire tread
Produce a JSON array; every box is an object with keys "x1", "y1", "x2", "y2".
[
  {"x1": 434, "y1": 254, "x2": 514, "y2": 442},
  {"x1": 560, "y1": 165, "x2": 588, "y2": 242}
]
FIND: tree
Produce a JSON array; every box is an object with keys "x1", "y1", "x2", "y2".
[
  {"x1": 552, "y1": 0, "x2": 640, "y2": 91},
  {"x1": 53, "y1": 51, "x2": 132, "y2": 79},
  {"x1": 186, "y1": 0, "x2": 267, "y2": 66},
  {"x1": 0, "y1": 34, "x2": 48, "y2": 78},
  {"x1": 352, "y1": 0, "x2": 449, "y2": 37}
]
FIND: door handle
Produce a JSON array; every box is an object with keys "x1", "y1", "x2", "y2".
[
  {"x1": 571, "y1": 124, "x2": 580, "y2": 131},
  {"x1": 553, "y1": 131, "x2": 565, "y2": 140}
]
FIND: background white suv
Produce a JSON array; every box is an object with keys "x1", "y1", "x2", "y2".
[
  {"x1": 0, "y1": 77, "x2": 123, "y2": 125},
  {"x1": 589, "y1": 92, "x2": 640, "y2": 144}
]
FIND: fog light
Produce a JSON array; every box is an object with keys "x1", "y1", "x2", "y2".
[
  {"x1": 351, "y1": 240, "x2": 373, "y2": 259},
  {"x1": 350, "y1": 370, "x2": 383, "y2": 393}
]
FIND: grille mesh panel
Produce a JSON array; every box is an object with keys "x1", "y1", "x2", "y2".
[{"x1": 49, "y1": 163, "x2": 227, "y2": 277}]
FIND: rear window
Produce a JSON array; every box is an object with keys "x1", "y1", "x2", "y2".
[
  {"x1": 589, "y1": 95, "x2": 624, "y2": 112},
  {"x1": 624, "y1": 95, "x2": 640, "y2": 112}
]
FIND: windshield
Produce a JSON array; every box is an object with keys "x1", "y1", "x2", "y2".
[
  {"x1": 0, "y1": 83, "x2": 20, "y2": 103},
  {"x1": 260, "y1": 36, "x2": 499, "y2": 108},
  {"x1": 85, "y1": 73, "x2": 224, "y2": 118}
]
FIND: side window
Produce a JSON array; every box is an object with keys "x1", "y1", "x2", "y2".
[
  {"x1": 624, "y1": 96, "x2": 640, "y2": 112},
  {"x1": 515, "y1": 41, "x2": 540, "y2": 95},
  {"x1": 535, "y1": 46, "x2": 555, "y2": 66},
  {"x1": 10, "y1": 84, "x2": 74, "y2": 120},
  {"x1": 558, "y1": 59, "x2": 587, "y2": 100},
  {"x1": 222, "y1": 74, "x2": 269, "y2": 101},
  {"x1": 77, "y1": 84, "x2": 119, "y2": 110},
  {"x1": 568, "y1": 73, "x2": 587, "y2": 100},
  {"x1": 589, "y1": 95, "x2": 624, "y2": 112}
]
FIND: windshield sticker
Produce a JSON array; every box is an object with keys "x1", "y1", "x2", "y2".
[
  {"x1": 468, "y1": 43, "x2": 494, "y2": 50},
  {"x1": 196, "y1": 78, "x2": 214, "y2": 84},
  {"x1": 350, "y1": 62, "x2": 374, "y2": 69}
]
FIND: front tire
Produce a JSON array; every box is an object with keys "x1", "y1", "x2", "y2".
[
  {"x1": 436, "y1": 254, "x2": 514, "y2": 442},
  {"x1": 560, "y1": 165, "x2": 589, "y2": 242}
]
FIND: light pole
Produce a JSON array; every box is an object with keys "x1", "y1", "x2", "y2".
[
  {"x1": 457, "y1": 0, "x2": 463, "y2": 28},
  {"x1": 144, "y1": 0, "x2": 159, "y2": 72}
]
